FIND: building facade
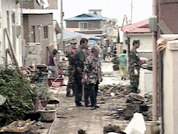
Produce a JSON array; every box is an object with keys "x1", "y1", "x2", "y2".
[
  {"x1": 121, "y1": 19, "x2": 152, "y2": 59},
  {"x1": 22, "y1": 12, "x2": 54, "y2": 65},
  {"x1": 0, "y1": 0, "x2": 23, "y2": 66},
  {"x1": 22, "y1": 0, "x2": 59, "y2": 66}
]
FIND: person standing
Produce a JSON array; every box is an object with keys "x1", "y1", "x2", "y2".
[
  {"x1": 66, "y1": 41, "x2": 76, "y2": 97},
  {"x1": 48, "y1": 49, "x2": 58, "y2": 78},
  {"x1": 107, "y1": 46, "x2": 111, "y2": 59},
  {"x1": 83, "y1": 46, "x2": 90, "y2": 59},
  {"x1": 118, "y1": 49, "x2": 127, "y2": 80},
  {"x1": 82, "y1": 46, "x2": 102, "y2": 110},
  {"x1": 102, "y1": 46, "x2": 107, "y2": 61},
  {"x1": 72, "y1": 38, "x2": 88, "y2": 107},
  {"x1": 129, "y1": 40, "x2": 141, "y2": 93}
]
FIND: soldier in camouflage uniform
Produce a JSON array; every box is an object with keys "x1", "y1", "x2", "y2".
[
  {"x1": 66, "y1": 41, "x2": 76, "y2": 97},
  {"x1": 129, "y1": 40, "x2": 141, "y2": 93}
]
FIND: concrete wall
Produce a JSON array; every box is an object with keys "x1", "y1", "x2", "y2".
[
  {"x1": 0, "y1": 0, "x2": 23, "y2": 66},
  {"x1": 23, "y1": 13, "x2": 53, "y2": 65},
  {"x1": 163, "y1": 40, "x2": 178, "y2": 134}
]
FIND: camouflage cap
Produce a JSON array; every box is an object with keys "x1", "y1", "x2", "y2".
[{"x1": 133, "y1": 40, "x2": 141, "y2": 45}]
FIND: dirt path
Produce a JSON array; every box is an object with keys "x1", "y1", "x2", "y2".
[{"x1": 49, "y1": 62, "x2": 130, "y2": 134}]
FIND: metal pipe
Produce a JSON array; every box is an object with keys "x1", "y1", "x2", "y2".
[
  {"x1": 152, "y1": 0, "x2": 158, "y2": 121},
  {"x1": 60, "y1": 0, "x2": 63, "y2": 51},
  {"x1": 130, "y1": 0, "x2": 133, "y2": 24}
]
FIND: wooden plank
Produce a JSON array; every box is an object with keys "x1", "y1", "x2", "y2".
[{"x1": 4, "y1": 28, "x2": 19, "y2": 67}]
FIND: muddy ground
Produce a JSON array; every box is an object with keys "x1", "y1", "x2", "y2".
[{"x1": 47, "y1": 61, "x2": 130, "y2": 134}]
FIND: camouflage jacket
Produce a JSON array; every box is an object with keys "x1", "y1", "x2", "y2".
[
  {"x1": 129, "y1": 48, "x2": 140, "y2": 69},
  {"x1": 66, "y1": 50, "x2": 75, "y2": 65}
]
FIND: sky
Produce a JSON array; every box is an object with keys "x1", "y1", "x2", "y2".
[{"x1": 54, "y1": 0, "x2": 152, "y2": 27}]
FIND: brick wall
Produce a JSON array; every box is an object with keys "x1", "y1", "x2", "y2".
[
  {"x1": 22, "y1": 0, "x2": 34, "y2": 9},
  {"x1": 66, "y1": 20, "x2": 102, "y2": 30},
  {"x1": 22, "y1": 0, "x2": 58, "y2": 9},
  {"x1": 34, "y1": 0, "x2": 58, "y2": 9},
  {"x1": 160, "y1": 0, "x2": 178, "y2": 3},
  {"x1": 159, "y1": 0, "x2": 178, "y2": 33},
  {"x1": 66, "y1": 21, "x2": 78, "y2": 28}
]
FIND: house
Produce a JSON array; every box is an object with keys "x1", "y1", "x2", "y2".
[
  {"x1": 64, "y1": 13, "x2": 107, "y2": 36},
  {"x1": 0, "y1": 0, "x2": 23, "y2": 66},
  {"x1": 121, "y1": 19, "x2": 152, "y2": 59},
  {"x1": 22, "y1": 0, "x2": 59, "y2": 67},
  {"x1": 64, "y1": 11, "x2": 118, "y2": 47},
  {"x1": 22, "y1": 10, "x2": 54, "y2": 66}
]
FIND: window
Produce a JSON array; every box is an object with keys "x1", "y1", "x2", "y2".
[
  {"x1": 7, "y1": 11, "x2": 10, "y2": 32},
  {"x1": 48, "y1": 25, "x2": 53, "y2": 46},
  {"x1": 30, "y1": 26, "x2": 36, "y2": 42},
  {"x1": 44, "y1": 26, "x2": 48, "y2": 39},
  {"x1": 79, "y1": 22, "x2": 88, "y2": 30}
]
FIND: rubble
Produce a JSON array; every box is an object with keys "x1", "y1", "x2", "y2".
[
  {"x1": 103, "y1": 124, "x2": 126, "y2": 134},
  {"x1": 78, "y1": 129, "x2": 87, "y2": 134},
  {"x1": 98, "y1": 84, "x2": 153, "y2": 122}
]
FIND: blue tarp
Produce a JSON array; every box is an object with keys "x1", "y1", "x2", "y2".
[
  {"x1": 57, "y1": 30, "x2": 101, "y2": 41},
  {"x1": 89, "y1": 35, "x2": 101, "y2": 40},
  {"x1": 57, "y1": 30, "x2": 80, "y2": 41}
]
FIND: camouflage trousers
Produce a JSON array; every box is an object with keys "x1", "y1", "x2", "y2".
[
  {"x1": 66, "y1": 66, "x2": 75, "y2": 94},
  {"x1": 129, "y1": 67, "x2": 140, "y2": 91}
]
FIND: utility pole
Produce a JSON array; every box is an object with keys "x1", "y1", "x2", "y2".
[
  {"x1": 130, "y1": 0, "x2": 133, "y2": 24},
  {"x1": 152, "y1": 0, "x2": 158, "y2": 121},
  {"x1": 60, "y1": 0, "x2": 64, "y2": 51}
]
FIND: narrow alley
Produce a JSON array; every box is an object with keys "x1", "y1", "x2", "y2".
[
  {"x1": 1, "y1": 0, "x2": 178, "y2": 134},
  {"x1": 50, "y1": 61, "x2": 129, "y2": 134}
]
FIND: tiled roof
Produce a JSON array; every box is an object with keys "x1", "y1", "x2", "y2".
[
  {"x1": 121, "y1": 19, "x2": 151, "y2": 33},
  {"x1": 64, "y1": 13, "x2": 107, "y2": 21}
]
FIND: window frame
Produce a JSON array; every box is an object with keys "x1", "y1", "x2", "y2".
[
  {"x1": 79, "y1": 22, "x2": 88, "y2": 30},
  {"x1": 43, "y1": 26, "x2": 48, "y2": 39}
]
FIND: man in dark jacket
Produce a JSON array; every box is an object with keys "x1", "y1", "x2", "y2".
[{"x1": 72, "y1": 38, "x2": 88, "y2": 106}]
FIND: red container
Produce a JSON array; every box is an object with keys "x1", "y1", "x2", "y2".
[{"x1": 47, "y1": 78, "x2": 64, "y2": 87}]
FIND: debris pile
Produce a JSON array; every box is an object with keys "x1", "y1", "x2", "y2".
[
  {"x1": 78, "y1": 129, "x2": 87, "y2": 134},
  {"x1": 99, "y1": 84, "x2": 130, "y2": 98},
  {"x1": 112, "y1": 93, "x2": 152, "y2": 121},
  {"x1": 98, "y1": 84, "x2": 153, "y2": 121},
  {"x1": 103, "y1": 124, "x2": 126, "y2": 134}
]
